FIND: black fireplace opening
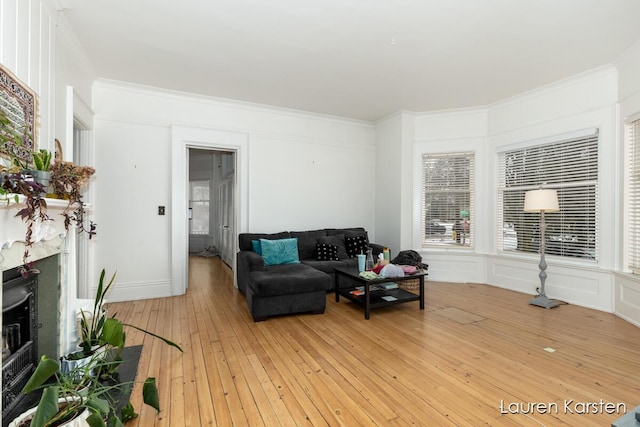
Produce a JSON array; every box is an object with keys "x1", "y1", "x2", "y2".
[{"x1": 2, "y1": 267, "x2": 39, "y2": 426}]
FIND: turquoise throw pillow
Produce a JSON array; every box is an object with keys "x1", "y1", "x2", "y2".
[
  {"x1": 251, "y1": 240, "x2": 262, "y2": 255},
  {"x1": 260, "y1": 238, "x2": 300, "y2": 266}
]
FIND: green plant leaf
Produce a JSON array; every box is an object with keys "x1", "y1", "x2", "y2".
[
  {"x1": 120, "y1": 401, "x2": 138, "y2": 423},
  {"x1": 30, "y1": 386, "x2": 60, "y2": 427},
  {"x1": 22, "y1": 355, "x2": 59, "y2": 393},
  {"x1": 124, "y1": 323, "x2": 184, "y2": 352},
  {"x1": 31, "y1": 149, "x2": 52, "y2": 171},
  {"x1": 102, "y1": 317, "x2": 124, "y2": 347},
  {"x1": 32, "y1": 152, "x2": 44, "y2": 170},
  {"x1": 86, "y1": 410, "x2": 107, "y2": 427},
  {"x1": 142, "y1": 377, "x2": 160, "y2": 412},
  {"x1": 85, "y1": 396, "x2": 110, "y2": 416},
  {"x1": 42, "y1": 150, "x2": 51, "y2": 170},
  {"x1": 107, "y1": 415, "x2": 125, "y2": 427}
]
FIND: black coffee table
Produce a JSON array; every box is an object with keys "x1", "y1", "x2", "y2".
[{"x1": 334, "y1": 267, "x2": 426, "y2": 319}]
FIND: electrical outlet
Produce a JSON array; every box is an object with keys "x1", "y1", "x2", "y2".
[{"x1": 158, "y1": 206, "x2": 165, "y2": 215}]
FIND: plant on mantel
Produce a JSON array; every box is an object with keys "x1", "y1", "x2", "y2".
[
  {"x1": 1, "y1": 110, "x2": 97, "y2": 272},
  {"x1": 49, "y1": 159, "x2": 97, "y2": 239}
]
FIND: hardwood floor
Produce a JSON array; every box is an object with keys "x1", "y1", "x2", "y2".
[{"x1": 110, "y1": 256, "x2": 640, "y2": 426}]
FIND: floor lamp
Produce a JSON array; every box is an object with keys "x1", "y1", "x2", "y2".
[{"x1": 524, "y1": 188, "x2": 561, "y2": 309}]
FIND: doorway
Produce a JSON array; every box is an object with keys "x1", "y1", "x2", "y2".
[
  {"x1": 171, "y1": 126, "x2": 249, "y2": 296},
  {"x1": 188, "y1": 149, "x2": 235, "y2": 266}
]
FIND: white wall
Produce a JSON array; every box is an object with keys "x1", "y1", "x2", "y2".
[
  {"x1": 375, "y1": 113, "x2": 404, "y2": 254},
  {"x1": 92, "y1": 80, "x2": 377, "y2": 301}
]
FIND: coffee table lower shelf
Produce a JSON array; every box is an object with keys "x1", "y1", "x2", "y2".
[{"x1": 334, "y1": 268, "x2": 426, "y2": 319}]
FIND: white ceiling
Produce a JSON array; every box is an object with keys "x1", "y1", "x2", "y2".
[{"x1": 61, "y1": 0, "x2": 640, "y2": 122}]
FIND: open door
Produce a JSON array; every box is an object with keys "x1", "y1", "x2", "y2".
[{"x1": 217, "y1": 170, "x2": 235, "y2": 266}]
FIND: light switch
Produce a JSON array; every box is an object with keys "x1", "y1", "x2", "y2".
[{"x1": 158, "y1": 206, "x2": 165, "y2": 215}]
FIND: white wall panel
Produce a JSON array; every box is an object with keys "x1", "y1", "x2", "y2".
[
  {"x1": 420, "y1": 252, "x2": 486, "y2": 284},
  {"x1": 28, "y1": 0, "x2": 40, "y2": 88},
  {"x1": 414, "y1": 107, "x2": 488, "y2": 141},
  {"x1": 617, "y1": 40, "x2": 640, "y2": 104},
  {"x1": 374, "y1": 114, "x2": 403, "y2": 253},
  {"x1": 614, "y1": 274, "x2": 640, "y2": 327},
  {"x1": 0, "y1": 0, "x2": 18, "y2": 70},
  {"x1": 487, "y1": 256, "x2": 612, "y2": 311},
  {"x1": 0, "y1": 0, "x2": 55, "y2": 152},
  {"x1": 14, "y1": 0, "x2": 30, "y2": 79},
  {"x1": 488, "y1": 66, "x2": 618, "y2": 137}
]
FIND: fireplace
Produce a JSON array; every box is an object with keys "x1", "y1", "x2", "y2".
[
  {"x1": 1, "y1": 267, "x2": 38, "y2": 424},
  {"x1": 1, "y1": 198, "x2": 73, "y2": 424},
  {"x1": 0, "y1": 255, "x2": 61, "y2": 426}
]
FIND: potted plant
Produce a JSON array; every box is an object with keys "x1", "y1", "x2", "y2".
[
  {"x1": 12, "y1": 353, "x2": 162, "y2": 427},
  {"x1": 62, "y1": 269, "x2": 182, "y2": 372},
  {"x1": 29, "y1": 149, "x2": 53, "y2": 188}
]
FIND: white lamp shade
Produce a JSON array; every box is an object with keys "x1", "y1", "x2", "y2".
[{"x1": 524, "y1": 189, "x2": 559, "y2": 212}]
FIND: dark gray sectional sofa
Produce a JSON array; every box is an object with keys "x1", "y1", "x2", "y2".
[{"x1": 237, "y1": 227, "x2": 385, "y2": 321}]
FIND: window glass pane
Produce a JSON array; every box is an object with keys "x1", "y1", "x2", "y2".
[
  {"x1": 421, "y1": 152, "x2": 474, "y2": 248},
  {"x1": 497, "y1": 133, "x2": 598, "y2": 261},
  {"x1": 190, "y1": 180, "x2": 209, "y2": 235}
]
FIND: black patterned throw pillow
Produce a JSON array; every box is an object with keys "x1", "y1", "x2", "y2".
[
  {"x1": 316, "y1": 243, "x2": 339, "y2": 261},
  {"x1": 345, "y1": 234, "x2": 368, "y2": 258}
]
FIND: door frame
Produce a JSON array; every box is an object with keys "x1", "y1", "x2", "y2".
[{"x1": 171, "y1": 126, "x2": 249, "y2": 295}]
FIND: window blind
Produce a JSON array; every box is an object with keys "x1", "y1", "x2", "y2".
[
  {"x1": 628, "y1": 119, "x2": 640, "y2": 273},
  {"x1": 497, "y1": 132, "x2": 598, "y2": 260},
  {"x1": 421, "y1": 152, "x2": 474, "y2": 248}
]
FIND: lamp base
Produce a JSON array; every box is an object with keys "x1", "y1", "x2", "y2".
[{"x1": 528, "y1": 294, "x2": 561, "y2": 309}]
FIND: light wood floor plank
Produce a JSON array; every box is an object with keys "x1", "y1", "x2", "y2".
[{"x1": 106, "y1": 256, "x2": 640, "y2": 426}]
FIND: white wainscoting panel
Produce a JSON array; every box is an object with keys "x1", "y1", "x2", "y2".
[
  {"x1": 487, "y1": 255, "x2": 613, "y2": 312},
  {"x1": 614, "y1": 273, "x2": 640, "y2": 327},
  {"x1": 420, "y1": 251, "x2": 487, "y2": 284}
]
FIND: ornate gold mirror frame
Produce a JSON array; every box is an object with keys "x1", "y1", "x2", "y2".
[{"x1": 0, "y1": 63, "x2": 38, "y2": 165}]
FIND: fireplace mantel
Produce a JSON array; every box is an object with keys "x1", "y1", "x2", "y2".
[{"x1": 1, "y1": 196, "x2": 70, "y2": 271}]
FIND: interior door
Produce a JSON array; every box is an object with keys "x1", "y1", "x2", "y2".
[{"x1": 218, "y1": 173, "x2": 234, "y2": 266}]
